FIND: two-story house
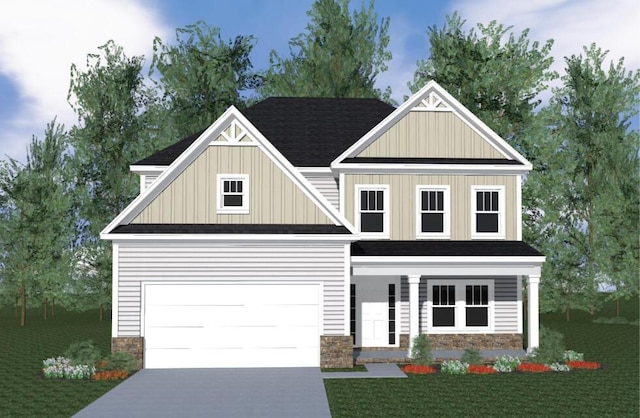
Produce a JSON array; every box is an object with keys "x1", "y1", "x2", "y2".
[{"x1": 101, "y1": 81, "x2": 545, "y2": 369}]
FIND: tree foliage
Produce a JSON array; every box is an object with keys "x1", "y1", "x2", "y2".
[
  {"x1": 533, "y1": 45, "x2": 640, "y2": 318},
  {"x1": 150, "y1": 21, "x2": 260, "y2": 137},
  {"x1": 0, "y1": 121, "x2": 74, "y2": 325},
  {"x1": 260, "y1": 0, "x2": 392, "y2": 101},
  {"x1": 410, "y1": 12, "x2": 556, "y2": 151}
]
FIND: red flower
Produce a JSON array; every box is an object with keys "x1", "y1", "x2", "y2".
[
  {"x1": 516, "y1": 363, "x2": 551, "y2": 373},
  {"x1": 93, "y1": 370, "x2": 129, "y2": 380},
  {"x1": 468, "y1": 364, "x2": 496, "y2": 374},
  {"x1": 402, "y1": 364, "x2": 437, "y2": 374},
  {"x1": 566, "y1": 361, "x2": 600, "y2": 369}
]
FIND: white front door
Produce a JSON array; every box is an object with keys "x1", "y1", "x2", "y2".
[
  {"x1": 360, "y1": 287, "x2": 389, "y2": 346},
  {"x1": 355, "y1": 277, "x2": 399, "y2": 347}
]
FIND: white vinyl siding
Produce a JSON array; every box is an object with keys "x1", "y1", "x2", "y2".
[
  {"x1": 115, "y1": 242, "x2": 347, "y2": 337},
  {"x1": 418, "y1": 277, "x2": 518, "y2": 333},
  {"x1": 303, "y1": 174, "x2": 339, "y2": 210},
  {"x1": 144, "y1": 175, "x2": 158, "y2": 190},
  {"x1": 400, "y1": 276, "x2": 409, "y2": 334}
]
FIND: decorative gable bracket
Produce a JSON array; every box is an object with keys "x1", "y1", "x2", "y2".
[
  {"x1": 211, "y1": 120, "x2": 256, "y2": 145},
  {"x1": 412, "y1": 91, "x2": 451, "y2": 112}
]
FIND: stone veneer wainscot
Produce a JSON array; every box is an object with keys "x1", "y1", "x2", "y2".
[
  {"x1": 112, "y1": 337, "x2": 144, "y2": 370},
  {"x1": 320, "y1": 336, "x2": 353, "y2": 368}
]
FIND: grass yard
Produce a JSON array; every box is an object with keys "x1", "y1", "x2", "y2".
[
  {"x1": 0, "y1": 307, "x2": 121, "y2": 417},
  {"x1": 0, "y1": 297, "x2": 637, "y2": 417},
  {"x1": 325, "y1": 297, "x2": 640, "y2": 417}
]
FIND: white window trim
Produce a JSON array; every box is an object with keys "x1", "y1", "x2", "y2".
[
  {"x1": 355, "y1": 184, "x2": 390, "y2": 239},
  {"x1": 471, "y1": 185, "x2": 505, "y2": 239},
  {"x1": 425, "y1": 279, "x2": 494, "y2": 334},
  {"x1": 216, "y1": 174, "x2": 249, "y2": 214},
  {"x1": 416, "y1": 185, "x2": 451, "y2": 239}
]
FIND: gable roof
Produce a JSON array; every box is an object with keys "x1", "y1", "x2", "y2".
[
  {"x1": 331, "y1": 80, "x2": 533, "y2": 171},
  {"x1": 134, "y1": 97, "x2": 396, "y2": 167},
  {"x1": 101, "y1": 106, "x2": 358, "y2": 238}
]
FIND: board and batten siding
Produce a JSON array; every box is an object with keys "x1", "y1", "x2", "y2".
[
  {"x1": 303, "y1": 174, "x2": 339, "y2": 209},
  {"x1": 132, "y1": 144, "x2": 332, "y2": 224},
  {"x1": 345, "y1": 174, "x2": 517, "y2": 240},
  {"x1": 418, "y1": 277, "x2": 518, "y2": 333},
  {"x1": 356, "y1": 111, "x2": 505, "y2": 159},
  {"x1": 115, "y1": 243, "x2": 347, "y2": 337}
]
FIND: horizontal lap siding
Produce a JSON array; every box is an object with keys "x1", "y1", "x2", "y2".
[
  {"x1": 144, "y1": 175, "x2": 158, "y2": 190},
  {"x1": 400, "y1": 276, "x2": 409, "y2": 333},
  {"x1": 418, "y1": 277, "x2": 517, "y2": 333},
  {"x1": 304, "y1": 175, "x2": 339, "y2": 210},
  {"x1": 117, "y1": 243, "x2": 347, "y2": 336},
  {"x1": 494, "y1": 277, "x2": 518, "y2": 333}
]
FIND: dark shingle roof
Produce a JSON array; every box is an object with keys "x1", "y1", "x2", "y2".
[
  {"x1": 351, "y1": 241, "x2": 544, "y2": 257},
  {"x1": 111, "y1": 224, "x2": 351, "y2": 234},
  {"x1": 134, "y1": 97, "x2": 395, "y2": 167},
  {"x1": 342, "y1": 157, "x2": 523, "y2": 165}
]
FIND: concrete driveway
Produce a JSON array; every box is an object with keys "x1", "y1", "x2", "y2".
[{"x1": 73, "y1": 368, "x2": 331, "y2": 418}]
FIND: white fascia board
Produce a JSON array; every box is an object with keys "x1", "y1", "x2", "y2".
[
  {"x1": 353, "y1": 265, "x2": 543, "y2": 276},
  {"x1": 297, "y1": 167, "x2": 334, "y2": 175},
  {"x1": 101, "y1": 106, "x2": 240, "y2": 236},
  {"x1": 333, "y1": 163, "x2": 531, "y2": 175},
  {"x1": 102, "y1": 234, "x2": 360, "y2": 242},
  {"x1": 330, "y1": 80, "x2": 533, "y2": 167},
  {"x1": 129, "y1": 165, "x2": 168, "y2": 174},
  {"x1": 351, "y1": 256, "x2": 546, "y2": 265}
]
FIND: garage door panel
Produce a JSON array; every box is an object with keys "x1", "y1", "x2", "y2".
[{"x1": 144, "y1": 283, "x2": 321, "y2": 368}]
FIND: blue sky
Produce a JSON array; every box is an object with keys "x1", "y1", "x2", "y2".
[{"x1": 0, "y1": 0, "x2": 638, "y2": 165}]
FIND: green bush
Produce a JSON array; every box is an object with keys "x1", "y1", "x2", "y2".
[
  {"x1": 107, "y1": 351, "x2": 137, "y2": 372},
  {"x1": 63, "y1": 339, "x2": 101, "y2": 367},
  {"x1": 460, "y1": 348, "x2": 483, "y2": 365},
  {"x1": 592, "y1": 316, "x2": 636, "y2": 325},
  {"x1": 530, "y1": 325, "x2": 565, "y2": 364},
  {"x1": 410, "y1": 334, "x2": 433, "y2": 365}
]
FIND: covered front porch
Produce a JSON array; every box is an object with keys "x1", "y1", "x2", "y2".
[{"x1": 349, "y1": 241, "x2": 545, "y2": 359}]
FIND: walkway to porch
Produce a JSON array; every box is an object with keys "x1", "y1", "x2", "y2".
[{"x1": 354, "y1": 348, "x2": 527, "y2": 364}]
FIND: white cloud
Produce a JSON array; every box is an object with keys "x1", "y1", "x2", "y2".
[
  {"x1": 0, "y1": 0, "x2": 171, "y2": 164},
  {"x1": 451, "y1": 0, "x2": 640, "y2": 87}
]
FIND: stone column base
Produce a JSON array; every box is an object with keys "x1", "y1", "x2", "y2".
[
  {"x1": 320, "y1": 336, "x2": 353, "y2": 368},
  {"x1": 427, "y1": 333, "x2": 523, "y2": 350},
  {"x1": 112, "y1": 337, "x2": 144, "y2": 370}
]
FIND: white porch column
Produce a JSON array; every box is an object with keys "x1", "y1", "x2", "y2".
[
  {"x1": 527, "y1": 275, "x2": 540, "y2": 353},
  {"x1": 408, "y1": 275, "x2": 421, "y2": 357}
]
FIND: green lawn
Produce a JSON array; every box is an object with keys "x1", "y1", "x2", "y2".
[
  {"x1": 325, "y1": 297, "x2": 640, "y2": 417},
  {"x1": 0, "y1": 297, "x2": 638, "y2": 417}
]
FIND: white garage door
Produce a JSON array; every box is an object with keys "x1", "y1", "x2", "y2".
[{"x1": 144, "y1": 283, "x2": 321, "y2": 368}]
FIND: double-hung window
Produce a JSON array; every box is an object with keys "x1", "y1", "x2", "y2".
[
  {"x1": 355, "y1": 185, "x2": 389, "y2": 238},
  {"x1": 427, "y1": 280, "x2": 494, "y2": 332},
  {"x1": 217, "y1": 174, "x2": 249, "y2": 214},
  {"x1": 416, "y1": 186, "x2": 450, "y2": 239},
  {"x1": 471, "y1": 186, "x2": 505, "y2": 239}
]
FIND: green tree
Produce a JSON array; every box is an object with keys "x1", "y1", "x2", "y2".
[
  {"x1": 0, "y1": 120, "x2": 74, "y2": 325},
  {"x1": 535, "y1": 44, "x2": 640, "y2": 320},
  {"x1": 409, "y1": 12, "x2": 556, "y2": 151},
  {"x1": 68, "y1": 41, "x2": 158, "y2": 320},
  {"x1": 150, "y1": 21, "x2": 260, "y2": 138},
  {"x1": 260, "y1": 0, "x2": 392, "y2": 101}
]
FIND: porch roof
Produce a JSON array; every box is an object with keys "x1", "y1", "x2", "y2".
[{"x1": 351, "y1": 240, "x2": 543, "y2": 257}]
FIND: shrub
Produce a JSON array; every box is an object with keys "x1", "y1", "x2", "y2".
[
  {"x1": 42, "y1": 357, "x2": 95, "y2": 380},
  {"x1": 460, "y1": 348, "x2": 483, "y2": 365},
  {"x1": 64, "y1": 340, "x2": 101, "y2": 367},
  {"x1": 593, "y1": 316, "x2": 629, "y2": 325},
  {"x1": 107, "y1": 351, "x2": 137, "y2": 372},
  {"x1": 492, "y1": 355, "x2": 522, "y2": 373},
  {"x1": 410, "y1": 334, "x2": 433, "y2": 365},
  {"x1": 548, "y1": 362, "x2": 570, "y2": 372},
  {"x1": 441, "y1": 360, "x2": 468, "y2": 374},
  {"x1": 529, "y1": 325, "x2": 565, "y2": 364},
  {"x1": 563, "y1": 350, "x2": 584, "y2": 361}
]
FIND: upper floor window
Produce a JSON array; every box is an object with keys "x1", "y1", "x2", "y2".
[
  {"x1": 355, "y1": 185, "x2": 389, "y2": 238},
  {"x1": 416, "y1": 185, "x2": 450, "y2": 239},
  {"x1": 471, "y1": 186, "x2": 505, "y2": 239},
  {"x1": 217, "y1": 174, "x2": 249, "y2": 214}
]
